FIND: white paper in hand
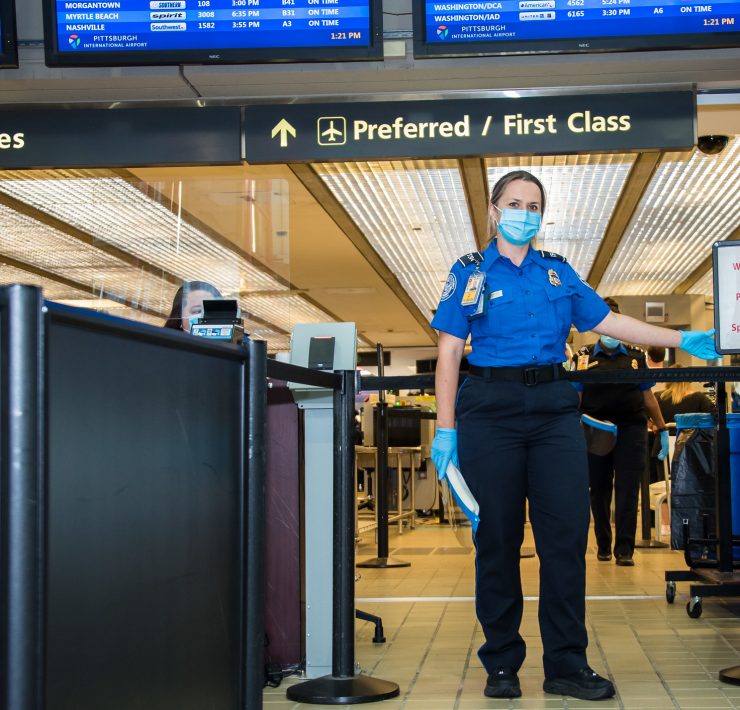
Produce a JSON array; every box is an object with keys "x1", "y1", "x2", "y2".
[{"x1": 445, "y1": 462, "x2": 480, "y2": 533}]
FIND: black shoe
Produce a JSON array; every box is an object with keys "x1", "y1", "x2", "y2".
[
  {"x1": 543, "y1": 666, "x2": 616, "y2": 700},
  {"x1": 484, "y1": 667, "x2": 522, "y2": 698},
  {"x1": 597, "y1": 548, "x2": 612, "y2": 562},
  {"x1": 615, "y1": 553, "x2": 635, "y2": 566}
]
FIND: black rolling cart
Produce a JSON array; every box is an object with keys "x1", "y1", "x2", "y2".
[{"x1": 664, "y1": 382, "x2": 740, "y2": 623}]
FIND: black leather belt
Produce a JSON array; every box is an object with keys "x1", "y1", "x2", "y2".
[{"x1": 468, "y1": 364, "x2": 564, "y2": 386}]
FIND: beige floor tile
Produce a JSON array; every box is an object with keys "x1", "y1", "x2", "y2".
[{"x1": 266, "y1": 521, "x2": 740, "y2": 709}]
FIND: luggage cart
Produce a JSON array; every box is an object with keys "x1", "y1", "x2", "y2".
[{"x1": 664, "y1": 383, "x2": 740, "y2": 618}]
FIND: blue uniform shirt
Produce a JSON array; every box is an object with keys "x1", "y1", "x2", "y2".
[
  {"x1": 572, "y1": 341, "x2": 655, "y2": 393},
  {"x1": 431, "y1": 241, "x2": 611, "y2": 367}
]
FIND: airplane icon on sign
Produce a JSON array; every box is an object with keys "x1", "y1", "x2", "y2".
[{"x1": 317, "y1": 116, "x2": 347, "y2": 146}]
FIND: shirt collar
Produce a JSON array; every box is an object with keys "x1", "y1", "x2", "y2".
[
  {"x1": 483, "y1": 239, "x2": 534, "y2": 268},
  {"x1": 594, "y1": 341, "x2": 629, "y2": 357}
]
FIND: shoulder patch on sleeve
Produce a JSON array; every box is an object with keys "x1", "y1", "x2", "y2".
[
  {"x1": 440, "y1": 272, "x2": 457, "y2": 301},
  {"x1": 457, "y1": 251, "x2": 484, "y2": 268},
  {"x1": 539, "y1": 250, "x2": 568, "y2": 263}
]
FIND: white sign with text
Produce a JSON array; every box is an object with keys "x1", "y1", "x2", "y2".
[{"x1": 713, "y1": 241, "x2": 740, "y2": 354}]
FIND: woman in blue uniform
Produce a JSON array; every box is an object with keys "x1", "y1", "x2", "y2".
[{"x1": 430, "y1": 170, "x2": 718, "y2": 701}]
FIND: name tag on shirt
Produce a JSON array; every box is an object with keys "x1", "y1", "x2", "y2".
[
  {"x1": 489, "y1": 289, "x2": 503, "y2": 300},
  {"x1": 461, "y1": 271, "x2": 485, "y2": 307}
]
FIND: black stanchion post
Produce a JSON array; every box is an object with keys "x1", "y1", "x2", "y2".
[
  {"x1": 635, "y1": 433, "x2": 668, "y2": 549},
  {"x1": 0, "y1": 285, "x2": 45, "y2": 710},
  {"x1": 245, "y1": 339, "x2": 268, "y2": 710},
  {"x1": 357, "y1": 344, "x2": 409, "y2": 569},
  {"x1": 334, "y1": 369, "x2": 356, "y2": 678},
  {"x1": 287, "y1": 370, "x2": 400, "y2": 704},
  {"x1": 715, "y1": 381, "x2": 734, "y2": 573}
]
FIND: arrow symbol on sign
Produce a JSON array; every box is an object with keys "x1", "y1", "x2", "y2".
[{"x1": 271, "y1": 118, "x2": 297, "y2": 147}]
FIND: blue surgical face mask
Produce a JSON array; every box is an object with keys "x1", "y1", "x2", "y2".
[
  {"x1": 600, "y1": 335, "x2": 621, "y2": 350},
  {"x1": 494, "y1": 206, "x2": 541, "y2": 246},
  {"x1": 185, "y1": 311, "x2": 203, "y2": 333}
]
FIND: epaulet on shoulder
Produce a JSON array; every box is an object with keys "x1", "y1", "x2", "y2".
[
  {"x1": 539, "y1": 250, "x2": 568, "y2": 263},
  {"x1": 457, "y1": 251, "x2": 484, "y2": 268},
  {"x1": 627, "y1": 344, "x2": 645, "y2": 354}
]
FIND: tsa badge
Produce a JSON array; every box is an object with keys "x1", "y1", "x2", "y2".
[{"x1": 548, "y1": 269, "x2": 561, "y2": 287}]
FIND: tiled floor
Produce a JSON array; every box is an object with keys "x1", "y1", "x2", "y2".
[{"x1": 264, "y1": 519, "x2": 740, "y2": 709}]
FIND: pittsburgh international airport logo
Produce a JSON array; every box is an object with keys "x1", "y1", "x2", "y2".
[
  {"x1": 436, "y1": 25, "x2": 449, "y2": 39},
  {"x1": 68, "y1": 34, "x2": 81, "y2": 48}
]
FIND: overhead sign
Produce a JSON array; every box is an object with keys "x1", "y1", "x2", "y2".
[
  {"x1": 0, "y1": 107, "x2": 243, "y2": 169},
  {"x1": 713, "y1": 241, "x2": 740, "y2": 354},
  {"x1": 244, "y1": 91, "x2": 695, "y2": 163}
]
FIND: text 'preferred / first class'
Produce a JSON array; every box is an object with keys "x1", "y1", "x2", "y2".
[{"x1": 349, "y1": 111, "x2": 632, "y2": 141}]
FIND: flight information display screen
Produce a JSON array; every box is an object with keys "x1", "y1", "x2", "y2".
[
  {"x1": 0, "y1": 0, "x2": 18, "y2": 68},
  {"x1": 44, "y1": 0, "x2": 382, "y2": 65},
  {"x1": 414, "y1": 0, "x2": 740, "y2": 55}
]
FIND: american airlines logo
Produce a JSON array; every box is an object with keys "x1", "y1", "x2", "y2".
[{"x1": 150, "y1": 1, "x2": 186, "y2": 8}]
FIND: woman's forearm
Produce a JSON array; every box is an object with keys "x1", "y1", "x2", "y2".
[
  {"x1": 592, "y1": 311, "x2": 682, "y2": 349},
  {"x1": 435, "y1": 332, "x2": 466, "y2": 428}
]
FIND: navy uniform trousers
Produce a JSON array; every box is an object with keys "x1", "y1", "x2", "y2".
[
  {"x1": 588, "y1": 423, "x2": 647, "y2": 556},
  {"x1": 457, "y1": 375, "x2": 590, "y2": 679}
]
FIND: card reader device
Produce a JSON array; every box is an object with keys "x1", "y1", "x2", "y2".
[{"x1": 190, "y1": 299, "x2": 246, "y2": 345}]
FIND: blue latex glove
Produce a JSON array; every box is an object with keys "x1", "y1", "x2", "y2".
[
  {"x1": 679, "y1": 329, "x2": 721, "y2": 360},
  {"x1": 431, "y1": 427, "x2": 458, "y2": 480},
  {"x1": 657, "y1": 430, "x2": 670, "y2": 461}
]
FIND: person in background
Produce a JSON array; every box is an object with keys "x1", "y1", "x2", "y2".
[
  {"x1": 646, "y1": 346, "x2": 667, "y2": 394},
  {"x1": 657, "y1": 364, "x2": 715, "y2": 424},
  {"x1": 574, "y1": 297, "x2": 669, "y2": 567},
  {"x1": 430, "y1": 169, "x2": 719, "y2": 702},
  {"x1": 163, "y1": 281, "x2": 223, "y2": 332}
]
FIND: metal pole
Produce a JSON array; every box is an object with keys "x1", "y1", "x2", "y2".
[
  {"x1": 715, "y1": 382, "x2": 734, "y2": 573},
  {"x1": 357, "y1": 344, "x2": 409, "y2": 569},
  {"x1": 286, "y1": 365, "x2": 399, "y2": 704},
  {"x1": 376, "y1": 401, "x2": 390, "y2": 558},
  {"x1": 1, "y1": 285, "x2": 45, "y2": 710},
  {"x1": 245, "y1": 339, "x2": 268, "y2": 710},
  {"x1": 333, "y1": 370, "x2": 356, "y2": 678},
  {"x1": 635, "y1": 433, "x2": 668, "y2": 548}
]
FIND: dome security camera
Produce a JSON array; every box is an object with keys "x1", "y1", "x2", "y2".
[{"x1": 697, "y1": 135, "x2": 729, "y2": 155}]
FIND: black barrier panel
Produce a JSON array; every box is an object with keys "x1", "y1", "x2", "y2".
[{"x1": 45, "y1": 314, "x2": 244, "y2": 710}]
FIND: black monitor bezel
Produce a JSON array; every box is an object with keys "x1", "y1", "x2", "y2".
[
  {"x1": 0, "y1": 0, "x2": 18, "y2": 69},
  {"x1": 412, "y1": 0, "x2": 740, "y2": 58},
  {"x1": 43, "y1": 0, "x2": 383, "y2": 67}
]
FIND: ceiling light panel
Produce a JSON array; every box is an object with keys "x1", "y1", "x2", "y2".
[
  {"x1": 0, "y1": 171, "x2": 286, "y2": 295},
  {"x1": 241, "y1": 294, "x2": 333, "y2": 333},
  {"x1": 0, "y1": 265, "x2": 162, "y2": 325},
  {"x1": 598, "y1": 139, "x2": 740, "y2": 296},
  {"x1": 486, "y1": 154, "x2": 636, "y2": 277},
  {"x1": 0, "y1": 202, "x2": 176, "y2": 314},
  {"x1": 686, "y1": 269, "x2": 715, "y2": 300},
  {"x1": 315, "y1": 160, "x2": 476, "y2": 319}
]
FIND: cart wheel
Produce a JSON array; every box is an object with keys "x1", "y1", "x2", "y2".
[
  {"x1": 666, "y1": 582, "x2": 676, "y2": 604},
  {"x1": 687, "y1": 597, "x2": 703, "y2": 619}
]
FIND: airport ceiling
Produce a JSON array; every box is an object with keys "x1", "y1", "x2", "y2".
[{"x1": 0, "y1": 104, "x2": 738, "y2": 351}]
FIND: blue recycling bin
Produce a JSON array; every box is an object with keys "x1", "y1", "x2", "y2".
[{"x1": 726, "y1": 414, "x2": 740, "y2": 555}]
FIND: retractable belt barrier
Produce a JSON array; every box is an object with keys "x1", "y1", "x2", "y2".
[{"x1": 362, "y1": 367, "x2": 740, "y2": 392}]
